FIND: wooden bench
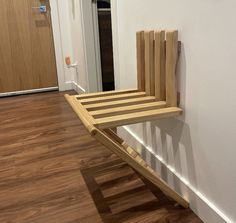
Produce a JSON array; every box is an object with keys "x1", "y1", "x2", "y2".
[{"x1": 65, "y1": 30, "x2": 188, "y2": 208}]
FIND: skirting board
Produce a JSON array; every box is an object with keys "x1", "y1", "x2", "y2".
[
  {"x1": 0, "y1": 87, "x2": 58, "y2": 97},
  {"x1": 118, "y1": 126, "x2": 233, "y2": 223},
  {"x1": 65, "y1": 81, "x2": 86, "y2": 93}
]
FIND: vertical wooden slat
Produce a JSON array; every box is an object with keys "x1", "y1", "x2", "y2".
[
  {"x1": 144, "y1": 31, "x2": 155, "y2": 96},
  {"x1": 166, "y1": 30, "x2": 178, "y2": 106},
  {"x1": 154, "y1": 31, "x2": 166, "y2": 101},
  {"x1": 136, "y1": 31, "x2": 145, "y2": 91}
]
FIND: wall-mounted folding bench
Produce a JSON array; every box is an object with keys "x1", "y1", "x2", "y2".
[{"x1": 65, "y1": 30, "x2": 189, "y2": 208}]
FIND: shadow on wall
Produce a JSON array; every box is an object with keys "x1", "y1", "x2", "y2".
[
  {"x1": 143, "y1": 43, "x2": 198, "y2": 205},
  {"x1": 121, "y1": 44, "x2": 199, "y2": 209}
]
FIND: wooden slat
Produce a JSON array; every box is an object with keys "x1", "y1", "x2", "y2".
[
  {"x1": 166, "y1": 31, "x2": 178, "y2": 107},
  {"x1": 64, "y1": 95, "x2": 97, "y2": 134},
  {"x1": 144, "y1": 31, "x2": 155, "y2": 96},
  {"x1": 93, "y1": 128, "x2": 189, "y2": 208},
  {"x1": 136, "y1": 31, "x2": 145, "y2": 91},
  {"x1": 104, "y1": 129, "x2": 124, "y2": 145},
  {"x1": 79, "y1": 92, "x2": 146, "y2": 105},
  {"x1": 104, "y1": 129, "x2": 142, "y2": 157},
  {"x1": 90, "y1": 101, "x2": 166, "y2": 119},
  {"x1": 76, "y1": 88, "x2": 138, "y2": 100},
  {"x1": 95, "y1": 107, "x2": 182, "y2": 129},
  {"x1": 84, "y1": 96, "x2": 156, "y2": 111},
  {"x1": 154, "y1": 31, "x2": 166, "y2": 100}
]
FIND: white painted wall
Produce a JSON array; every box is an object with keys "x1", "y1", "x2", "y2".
[
  {"x1": 67, "y1": 0, "x2": 87, "y2": 92},
  {"x1": 50, "y1": 0, "x2": 101, "y2": 92},
  {"x1": 50, "y1": 0, "x2": 74, "y2": 91},
  {"x1": 111, "y1": 0, "x2": 236, "y2": 222},
  {"x1": 66, "y1": 0, "x2": 102, "y2": 93}
]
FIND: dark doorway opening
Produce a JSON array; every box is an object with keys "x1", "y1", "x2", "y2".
[{"x1": 97, "y1": 0, "x2": 115, "y2": 91}]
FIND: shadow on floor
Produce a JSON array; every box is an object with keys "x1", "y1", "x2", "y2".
[{"x1": 81, "y1": 159, "x2": 202, "y2": 223}]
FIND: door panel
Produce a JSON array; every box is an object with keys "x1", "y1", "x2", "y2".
[{"x1": 0, "y1": 0, "x2": 58, "y2": 93}]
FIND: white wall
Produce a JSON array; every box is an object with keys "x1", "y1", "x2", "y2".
[
  {"x1": 66, "y1": 0, "x2": 102, "y2": 93},
  {"x1": 67, "y1": 0, "x2": 87, "y2": 92},
  {"x1": 50, "y1": 0, "x2": 74, "y2": 91},
  {"x1": 111, "y1": 0, "x2": 236, "y2": 222},
  {"x1": 51, "y1": 0, "x2": 101, "y2": 92}
]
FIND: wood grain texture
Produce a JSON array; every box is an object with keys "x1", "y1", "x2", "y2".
[
  {"x1": 95, "y1": 107, "x2": 182, "y2": 129},
  {"x1": 80, "y1": 92, "x2": 146, "y2": 105},
  {"x1": 166, "y1": 31, "x2": 178, "y2": 106},
  {"x1": 136, "y1": 31, "x2": 145, "y2": 91},
  {"x1": 76, "y1": 88, "x2": 138, "y2": 99},
  {"x1": 155, "y1": 30, "x2": 166, "y2": 100},
  {"x1": 144, "y1": 31, "x2": 155, "y2": 96},
  {"x1": 65, "y1": 94, "x2": 96, "y2": 134},
  {"x1": 84, "y1": 96, "x2": 156, "y2": 111},
  {"x1": 90, "y1": 101, "x2": 167, "y2": 119},
  {"x1": 68, "y1": 29, "x2": 181, "y2": 130},
  {"x1": 0, "y1": 91, "x2": 202, "y2": 223},
  {"x1": 0, "y1": 0, "x2": 58, "y2": 93}
]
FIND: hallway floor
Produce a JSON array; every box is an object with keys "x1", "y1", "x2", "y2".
[{"x1": 0, "y1": 91, "x2": 202, "y2": 223}]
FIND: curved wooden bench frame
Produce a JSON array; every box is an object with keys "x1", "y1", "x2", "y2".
[{"x1": 65, "y1": 30, "x2": 189, "y2": 208}]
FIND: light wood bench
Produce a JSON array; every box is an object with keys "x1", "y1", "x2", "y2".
[{"x1": 65, "y1": 30, "x2": 188, "y2": 208}]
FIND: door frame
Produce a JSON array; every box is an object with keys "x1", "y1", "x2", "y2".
[
  {"x1": 91, "y1": 0, "x2": 103, "y2": 92},
  {"x1": 79, "y1": 0, "x2": 103, "y2": 93},
  {"x1": 88, "y1": 0, "x2": 120, "y2": 91},
  {"x1": 110, "y1": 0, "x2": 120, "y2": 89},
  {"x1": 52, "y1": 0, "x2": 103, "y2": 93},
  {"x1": 50, "y1": 0, "x2": 67, "y2": 91}
]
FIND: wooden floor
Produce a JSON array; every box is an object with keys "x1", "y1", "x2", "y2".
[{"x1": 0, "y1": 91, "x2": 202, "y2": 223}]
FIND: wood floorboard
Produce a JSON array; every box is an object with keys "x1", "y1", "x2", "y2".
[{"x1": 0, "y1": 91, "x2": 202, "y2": 223}]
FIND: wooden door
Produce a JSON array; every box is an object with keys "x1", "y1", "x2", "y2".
[{"x1": 0, "y1": 0, "x2": 58, "y2": 93}]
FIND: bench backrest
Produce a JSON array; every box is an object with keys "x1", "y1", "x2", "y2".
[{"x1": 136, "y1": 30, "x2": 179, "y2": 106}]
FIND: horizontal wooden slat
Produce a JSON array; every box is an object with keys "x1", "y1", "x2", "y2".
[
  {"x1": 94, "y1": 107, "x2": 182, "y2": 129},
  {"x1": 76, "y1": 88, "x2": 138, "y2": 100},
  {"x1": 90, "y1": 101, "x2": 166, "y2": 119},
  {"x1": 84, "y1": 96, "x2": 156, "y2": 111},
  {"x1": 80, "y1": 92, "x2": 146, "y2": 105}
]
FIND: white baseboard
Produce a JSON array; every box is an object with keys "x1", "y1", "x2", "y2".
[
  {"x1": 65, "y1": 81, "x2": 73, "y2": 91},
  {"x1": 0, "y1": 87, "x2": 58, "y2": 97},
  {"x1": 71, "y1": 81, "x2": 86, "y2": 94},
  {"x1": 65, "y1": 81, "x2": 86, "y2": 94},
  {"x1": 118, "y1": 126, "x2": 233, "y2": 223}
]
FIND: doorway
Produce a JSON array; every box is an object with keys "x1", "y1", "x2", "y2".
[
  {"x1": 0, "y1": 0, "x2": 58, "y2": 95},
  {"x1": 96, "y1": 0, "x2": 115, "y2": 91}
]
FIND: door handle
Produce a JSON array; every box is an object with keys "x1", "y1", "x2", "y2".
[{"x1": 32, "y1": 5, "x2": 47, "y2": 13}]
